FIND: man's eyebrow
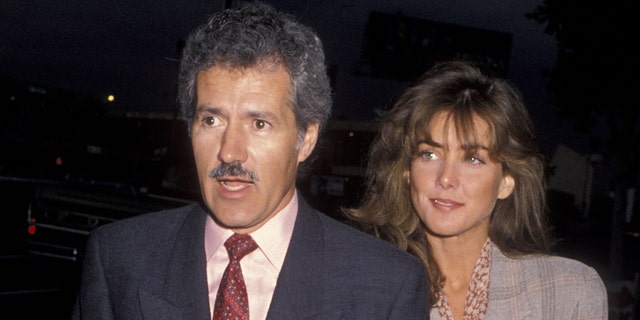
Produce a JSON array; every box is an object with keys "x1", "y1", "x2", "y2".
[
  {"x1": 195, "y1": 105, "x2": 222, "y2": 115},
  {"x1": 246, "y1": 110, "x2": 277, "y2": 120}
]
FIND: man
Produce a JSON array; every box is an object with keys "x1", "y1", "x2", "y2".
[{"x1": 72, "y1": 2, "x2": 427, "y2": 319}]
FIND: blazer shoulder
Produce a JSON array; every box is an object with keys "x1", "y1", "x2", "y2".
[
  {"x1": 491, "y1": 246, "x2": 607, "y2": 299},
  {"x1": 97, "y1": 202, "x2": 198, "y2": 228},
  {"x1": 315, "y1": 208, "x2": 423, "y2": 269},
  {"x1": 500, "y1": 251, "x2": 603, "y2": 279},
  {"x1": 88, "y1": 203, "x2": 203, "y2": 246}
]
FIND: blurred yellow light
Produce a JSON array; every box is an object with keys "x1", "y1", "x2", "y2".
[{"x1": 107, "y1": 94, "x2": 115, "y2": 102}]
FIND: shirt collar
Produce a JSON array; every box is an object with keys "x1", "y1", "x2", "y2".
[{"x1": 204, "y1": 190, "x2": 298, "y2": 272}]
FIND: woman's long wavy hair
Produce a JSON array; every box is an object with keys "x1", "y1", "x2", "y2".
[{"x1": 343, "y1": 60, "x2": 552, "y2": 305}]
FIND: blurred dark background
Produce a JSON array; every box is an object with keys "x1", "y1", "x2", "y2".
[{"x1": 1, "y1": 0, "x2": 638, "y2": 319}]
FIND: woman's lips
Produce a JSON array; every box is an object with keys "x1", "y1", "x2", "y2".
[{"x1": 430, "y1": 198, "x2": 462, "y2": 209}]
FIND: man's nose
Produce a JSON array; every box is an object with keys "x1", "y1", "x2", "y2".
[{"x1": 218, "y1": 123, "x2": 248, "y2": 164}]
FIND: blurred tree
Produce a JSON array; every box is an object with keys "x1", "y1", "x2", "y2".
[{"x1": 527, "y1": 1, "x2": 638, "y2": 279}]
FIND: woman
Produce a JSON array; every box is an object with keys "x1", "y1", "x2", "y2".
[{"x1": 344, "y1": 61, "x2": 608, "y2": 319}]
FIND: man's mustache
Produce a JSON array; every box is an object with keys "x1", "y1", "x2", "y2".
[{"x1": 208, "y1": 161, "x2": 259, "y2": 181}]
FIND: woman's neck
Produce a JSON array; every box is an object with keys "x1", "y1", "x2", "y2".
[{"x1": 429, "y1": 233, "x2": 489, "y2": 289}]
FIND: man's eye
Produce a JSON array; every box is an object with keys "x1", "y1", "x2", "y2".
[
  {"x1": 203, "y1": 116, "x2": 219, "y2": 126},
  {"x1": 255, "y1": 119, "x2": 269, "y2": 129}
]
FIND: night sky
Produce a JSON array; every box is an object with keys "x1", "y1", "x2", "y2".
[{"x1": 0, "y1": 0, "x2": 588, "y2": 156}]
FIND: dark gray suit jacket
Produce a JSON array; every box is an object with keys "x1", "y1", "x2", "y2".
[{"x1": 72, "y1": 197, "x2": 428, "y2": 319}]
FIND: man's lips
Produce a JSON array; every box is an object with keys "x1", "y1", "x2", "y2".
[{"x1": 218, "y1": 178, "x2": 253, "y2": 191}]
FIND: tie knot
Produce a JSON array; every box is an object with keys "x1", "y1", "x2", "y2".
[{"x1": 224, "y1": 233, "x2": 258, "y2": 261}]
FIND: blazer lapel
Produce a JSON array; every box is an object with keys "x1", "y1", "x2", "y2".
[
  {"x1": 266, "y1": 198, "x2": 326, "y2": 319},
  {"x1": 486, "y1": 242, "x2": 534, "y2": 319},
  {"x1": 138, "y1": 204, "x2": 211, "y2": 320}
]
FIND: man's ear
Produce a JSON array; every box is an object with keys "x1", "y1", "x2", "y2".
[{"x1": 297, "y1": 122, "x2": 319, "y2": 163}]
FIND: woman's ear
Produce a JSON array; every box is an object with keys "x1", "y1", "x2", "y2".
[{"x1": 497, "y1": 174, "x2": 515, "y2": 199}]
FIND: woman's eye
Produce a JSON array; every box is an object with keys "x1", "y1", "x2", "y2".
[
  {"x1": 421, "y1": 151, "x2": 436, "y2": 160},
  {"x1": 468, "y1": 156, "x2": 485, "y2": 164}
]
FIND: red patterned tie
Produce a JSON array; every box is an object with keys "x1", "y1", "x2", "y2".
[{"x1": 213, "y1": 233, "x2": 258, "y2": 320}]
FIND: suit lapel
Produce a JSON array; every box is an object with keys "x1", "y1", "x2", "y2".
[
  {"x1": 266, "y1": 198, "x2": 325, "y2": 319},
  {"x1": 139, "y1": 204, "x2": 211, "y2": 320}
]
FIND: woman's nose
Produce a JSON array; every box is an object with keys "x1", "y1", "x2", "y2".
[{"x1": 437, "y1": 160, "x2": 458, "y2": 189}]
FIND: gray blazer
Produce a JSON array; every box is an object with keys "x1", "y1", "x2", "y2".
[
  {"x1": 72, "y1": 197, "x2": 428, "y2": 320},
  {"x1": 430, "y1": 242, "x2": 608, "y2": 320}
]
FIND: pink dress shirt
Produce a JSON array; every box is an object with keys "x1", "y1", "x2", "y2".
[{"x1": 205, "y1": 191, "x2": 298, "y2": 320}]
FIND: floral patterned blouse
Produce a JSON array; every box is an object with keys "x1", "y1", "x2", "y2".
[{"x1": 434, "y1": 238, "x2": 492, "y2": 320}]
